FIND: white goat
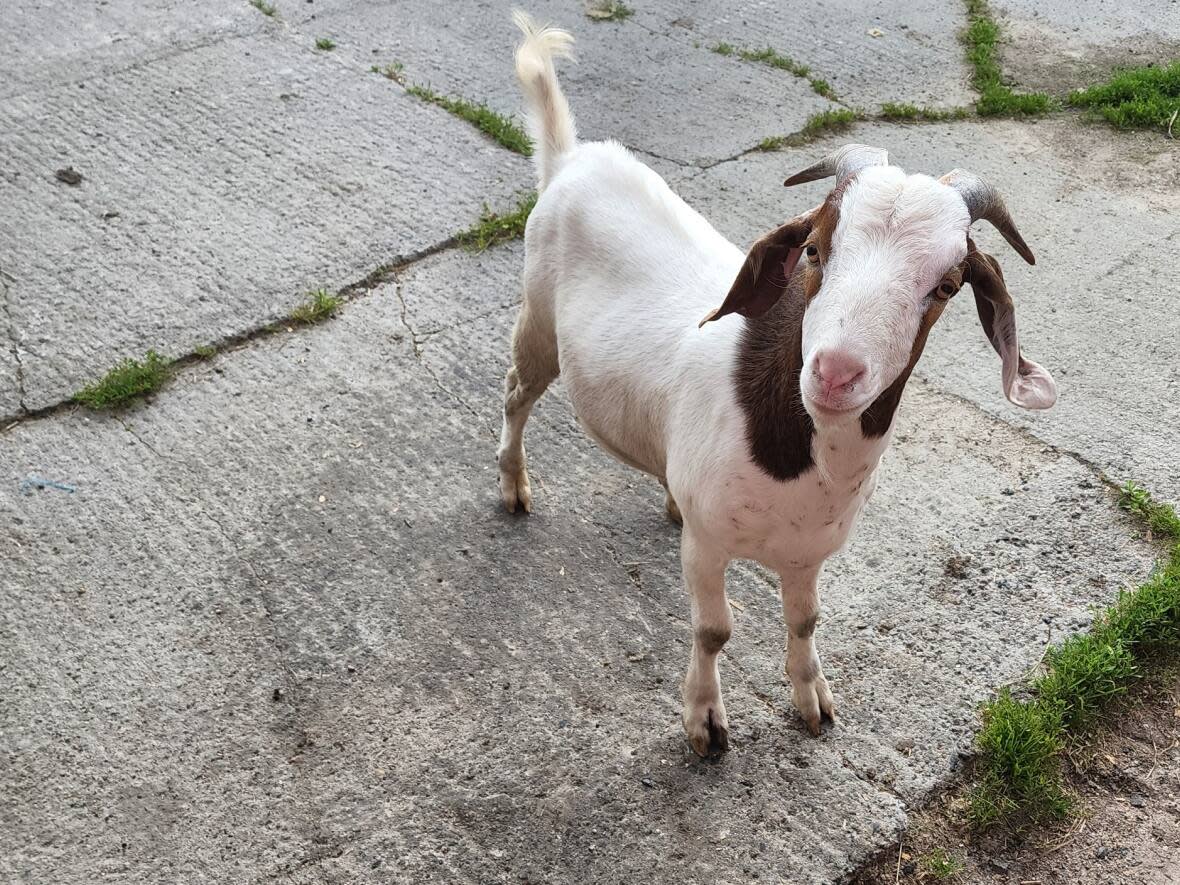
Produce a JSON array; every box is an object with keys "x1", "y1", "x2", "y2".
[{"x1": 499, "y1": 12, "x2": 1057, "y2": 756}]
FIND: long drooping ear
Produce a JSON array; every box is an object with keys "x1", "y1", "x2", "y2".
[
  {"x1": 699, "y1": 211, "x2": 815, "y2": 327},
  {"x1": 962, "y1": 243, "x2": 1057, "y2": 409}
]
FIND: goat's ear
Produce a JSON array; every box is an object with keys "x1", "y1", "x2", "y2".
[
  {"x1": 699, "y1": 213, "x2": 814, "y2": 327},
  {"x1": 962, "y1": 243, "x2": 1057, "y2": 410}
]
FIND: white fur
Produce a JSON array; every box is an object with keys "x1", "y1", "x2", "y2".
[{"x1": 500, "y1": 13, "x2": 980, "y2": 753}]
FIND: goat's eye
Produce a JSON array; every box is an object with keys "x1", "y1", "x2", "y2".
[
  {"x1": 804, "y1": 244, "x2": 820, "y2": 264},
  {"x1": 936, "y1": 281, "x2": 957, "y2": 299}
]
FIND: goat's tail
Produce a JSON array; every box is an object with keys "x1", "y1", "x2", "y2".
[{"x1": 512, "y1": 10, "x2": 576, "y2": 190}]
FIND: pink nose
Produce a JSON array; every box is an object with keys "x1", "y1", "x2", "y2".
[{"x1": 814, "y1": 350, "x2": 867, "y2": 392}]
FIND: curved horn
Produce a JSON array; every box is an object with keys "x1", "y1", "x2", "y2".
[
  {"x1": 941, "y1": 169, "x2": 1035, "y2": 265},
  {"x1": 783, "y1": 143, "x2": 889, "y2": 188}
]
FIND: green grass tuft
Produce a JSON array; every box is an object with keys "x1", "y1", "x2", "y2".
[
  {"x1": 1120, "y1": 482, "x2": 1180, "y2": 541},
  {"x1": 456, "y1": 192, "x2": 537, "y2": 252},
  {"x1": 371, "y1": 61, "x2": 406, "y2": 84},
  {"x1": 586, "y1": 1, "x2": 633, "y2": 22},
  {"x1": 961, "y1": 0, "x2": 1054, "y2": 117},
  {"x1": 73, "y1": 351, "x2": 174, "y2": 410},
  {"x1": 710, "y1": 42, "x2": 735, "y2": 57},
  {"x1": 922, "y1": 848, "x2": 966, "y2": 880},
  {"x1": 809, "y1": 78, "x2": 837, "y2": 100},
  {"x1": 193, "y1": 344, "x2": 217, "y2": 360},
  {"x1": 711, "y1": 41, "x2": 836, "y2": 98},
  {"x1": 756, "y1": 108, "x2": 862, "y2": 151},
  {"x1": 879, "y1": 102, "x2": 970, "y2": 122},
  {"x1": 291, "y1": 289, "x2": 341, "y2": 325},
  {"x1": 1068, "y1": 62, "x2": 1180, "y2": 132},
  {"x1": 249, "y1": 0, "x2": 277, "y2": 18},
  {"x1": 970, "y1": 482, "x2": 1180, "y2": 827},
  {"x1": 405, "y1": 85, "x2": 532, "y2": 156},
  {"x1": 314, "y1": 37, "x2": 336, "y2": 51}
]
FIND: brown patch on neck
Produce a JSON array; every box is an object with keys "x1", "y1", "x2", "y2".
[
  {"x1": 860, "y1": 299, "x2": 949, "y2": 438},
  {"x1": 735, "y1": 196, "x2": 842, "y2": 481}
]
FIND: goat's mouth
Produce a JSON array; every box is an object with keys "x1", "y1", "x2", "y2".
[{"x1": 802, "y1": 393, "x2": 868, "y2": 424}]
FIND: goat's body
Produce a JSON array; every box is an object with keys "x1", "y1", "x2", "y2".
[{"x1": 524, "y1": 140, "x2": 887, "y2": 573}]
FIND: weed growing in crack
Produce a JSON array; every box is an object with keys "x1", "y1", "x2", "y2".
[
  {"x1": 921, "y1": 848, "x2": 966, "y2": 880},
  {"x1": 961, "y1": 0, "x2": 1054, "y2": 116},
  {"x1": 586, "y1": 1, "x2": 633, "y2": 22},
  {"x1": 371, "y1": 61, "x2": 406, "y2": 84},
  {"x1": 456, "y1": 192, "x2": 537, "y2": 252},
  {"x1": 193, "y1": 344, "x2": 217, "y2": 360},
  {"x1": 1067, "y1": 62, "x2": 1180, "y2": 133},
  {"x1": 249, "y1": 0, "x2": 278, "y2": 18},
  {"x1": 315, "y1": 37, "x2": 337, "y2": 51},
  {"x1": 970, "y1": 482, "x2": 1180, "y2": 828},
  {"x1": 880, "y1": 102, "x2": 970, "y2": 122},
  {"x1": 73, "y1": 351, "x2": 174, "y2": 410},
  {"x1": 756, "y1": 108, "x2": 862, "y2": 151},
  {"x1": 291, "y1": 289, "x2": 341, "y2": 325},
  {"x1": 711, "y1": 42, "x2": 838, "y2": 100},
  {"x1": 405, "y1": 85, "x2": 532, "y2": 156}
]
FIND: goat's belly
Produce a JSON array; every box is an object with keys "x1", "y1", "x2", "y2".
[{"x1": 564, "y1": 375, "x2": 667, "y2": 479}]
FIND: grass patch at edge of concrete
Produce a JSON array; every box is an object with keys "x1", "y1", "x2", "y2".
[
  {"x1": 961, "y1": 0, "x2": 1054, "y2": 117},
  {"x1": 73, "y1": 351, "x2": 174, "y2": 410},
  {"x1": 880, "y1": 102, "x2": 971, "y2": 122},
  {"x1": 1067, "y1": 61, "x2": 1180, "y2": 133},
  {"x1": 405, "y1": 84, "x2": 532, "y2": 156},
  {"x1": 456, "y1": 192, "x2": 538, "y2": 252},
  {"x1": 969, "y1": 481, "x2": 1180, "y2": 828}
]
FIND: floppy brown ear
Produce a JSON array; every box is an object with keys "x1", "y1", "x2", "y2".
[
  {"x1": 699, "y1": 211, "x2": 814, "y2": 327},
  {"x1": 963, "y1": 242, "x2": 1057, "y2": 410}
]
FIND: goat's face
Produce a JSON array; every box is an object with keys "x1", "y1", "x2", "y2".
[
  {"x1": 797, "y1": 166, "x2": 968, "y2": 419},
  {"x1": 702, "y1": 144, "x2": 1057, "y2": 429}
]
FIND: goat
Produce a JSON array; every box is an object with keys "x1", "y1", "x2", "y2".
[{"x1": 498, "y1": 12, "x2": 1057, "y2": 756}]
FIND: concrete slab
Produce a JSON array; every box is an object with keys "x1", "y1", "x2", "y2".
[
  {"x1": 676, "y1": 117, "x2": 1180, "y2": 501},
  {"x1": 311, "y1": 0, "x2": 837, "y2": 167},
  {"x1": 0, "y1": 30, "x2": 530, "y2": 418},
  {"x1": 1, "y1": 275, "x2": 21, "y2": 418},
  {"x1": 994, "y1": 0, "x2": 1180, "y2": 94},
  {"x1": 1, "y1": 241, "x2": 1153, "y2": 883},
  {"x1": 631, "y1": 0, "x2": 977, "y2": 110}
]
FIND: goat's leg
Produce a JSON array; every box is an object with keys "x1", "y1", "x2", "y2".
[
  {"x1": 780, "y1": 565, "x2": 835, "y2": 736},
  {"x1": 680, "y1": 528, "x2": 732, "y2": 756},
  {"x1": 497, "y1": 302, "x2": 558, "y2": 513}
]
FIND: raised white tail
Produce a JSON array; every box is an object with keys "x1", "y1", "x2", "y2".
[{"x1": 512, "y1": 10, "x2": 576, "y2": 190}]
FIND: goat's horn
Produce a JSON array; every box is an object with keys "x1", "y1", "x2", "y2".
[
  {"x1": 783, "y1": 143, "x2": 889, "y2": 188},
  {"x1": 940, "y1": 169, "x2": 1035, "y2": 265}
]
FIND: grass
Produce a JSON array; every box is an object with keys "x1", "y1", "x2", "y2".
[
  {"x1": 249, "y1": 0, "x2": 277, "y2": 17},
  {"x1": 193, "y1": 344, "x2": 217, "y2": 360},
  {"x1": 586, "y1": 1, "x2": 633, "y2": 22},
  {"x1": 73, "y1": 351, "x2": 174, "y2": 410},
  {"x1": 1067, "y1": 62, "x2": 1180, "y2": 132},
  {"x1": 291, "y1": 289, "x2": 341, "y2": 325},
  {"x1": 456, "y1": 192, "x2": 537, "y2": 252},
  {"x1": 880, "y1": 102, "x2": 970, "y2": 122},
  {"x1": 969, "y1": 482, "x2": 1180, "y2": 828},
  {"x1": 711, "y1": 42, "x2": 837, "y2": 99},
  {"x1": 922, "y1": 848, "x2": 966, "y2": 880},
  {"x1": 314, "y1": 37, "x2": 336, "y2": 51},
  {"x1": 405, "y1": 85, "x2": 532, "y2": 156},
  {"x1": 371, "y1": 61, "x2": 406, "y2": 84},
  {"x1": 961, "y1": 0, "x2": 1054, "y2": 117},
  {"x1": 756, "y1": 108, "x2": 862, "y2": 151}
]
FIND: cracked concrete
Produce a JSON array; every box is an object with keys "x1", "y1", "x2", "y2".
[{"x1": 3, "y1": 1, "x2": 1180, "y2": 883}]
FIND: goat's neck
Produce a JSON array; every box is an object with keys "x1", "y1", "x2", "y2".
[{"x1": 736, "y1": 285, "x2": 897, "y2": 485}]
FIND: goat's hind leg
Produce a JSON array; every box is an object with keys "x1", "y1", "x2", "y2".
[{"x1": 497, "y1": 301, "x2": 558, "y2": 513}]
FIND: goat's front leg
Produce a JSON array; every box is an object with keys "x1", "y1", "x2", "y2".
[
  {"x1": 780, "y1": 565, "x2": 835, "y2": 736},
  {"x1": 680, "y1": 529, "x2": 732, "y2": 756}
]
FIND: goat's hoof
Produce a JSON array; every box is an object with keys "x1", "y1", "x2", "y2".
[
  {"x1": 499, "y1": 465, "x2": 533, "y2": 514},
  {"x1": 664, "y1": 492, "x2": 683, "y2": 526},
  {"x1": 792, "y1": 674, "x2": 836, "y2": 737},
  {"x1": 684, "y1": 704, "x2": 729, "y2": 757}
]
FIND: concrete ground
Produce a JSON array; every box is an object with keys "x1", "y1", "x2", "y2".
[{"x1": 1, "y1": 1, "x2": 1177, "y2": 883}]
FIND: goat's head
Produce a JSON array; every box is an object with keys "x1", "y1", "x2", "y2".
[{"x1": 701, "y1": 144, "x2": 1057, "y2": 427}]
